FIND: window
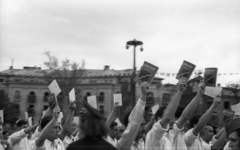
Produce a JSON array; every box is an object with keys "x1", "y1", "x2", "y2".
[
  {"x1": 224, "y1": 102, "x2": 230, "y2": 109},
  {"x1": 99, "y1": 106, "x2": 104, "y2": 115},
  {"x1": 98, "y1": 92, "x2": 104, "y2": 102},
  {"x1": 0, "y1": 79, "x2": 4, "y2": 82},
  {"x1": 28, "y1": 105, "x2": 35, "y2": 116},
  {"x1": 14, "y1": 91, "x2": 21, "y2": 99},
  {"x1": 28, "y1": 92, "x2": 36, "y2": 103},
  {"x1": 43, "y1": 92, "x2": 49, "y2": 101}
]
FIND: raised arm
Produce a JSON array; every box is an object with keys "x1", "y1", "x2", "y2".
[
  {"x1": 211, "y1": 128, "x2": 227, "y2": 150},
  {"x1": 176, "y1": 81, "x2": 205, "y2": 129},
  {"x1": 160, "y1": 77, "x2": 187, "y2": 129},
  {"x1": 58, "y1": 102, "x2": 76, "y2": 140},
  {"x1": 35, "y1": 106, "x2": 59, "y2": 148},
  {"x1": 117, "y1": 83, "x2": 147, "y2": 150},
  {"x1": 192, "y1": 96, "x2": 221, "y2": 136},
  {"x1": 106, "y1": 104, "x2": 119, "y2": 128}
]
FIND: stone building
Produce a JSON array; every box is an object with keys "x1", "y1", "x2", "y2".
[{"x1": 0, "y1": 65, "x2": 165, "y2": 124}]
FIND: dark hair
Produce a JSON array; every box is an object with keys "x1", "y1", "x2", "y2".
[
  {"x1": 190, "y1": 114, "x2": 202, "y2": 128},
  {"x1": 80, "y1": 115, "x2": 108, "y2": 141},
  {"x1": 16, "y1": 119, "x2": 28, "y2": 127},
  {"x1": 155, "y1": 106, "x2": 167, "y2": 121},
  {"x1": 110, "y1": 122, "x2": 118, "y2": 130},
  {"x1": 40, "y1": 116, "x2": 53, "y2": 130}
]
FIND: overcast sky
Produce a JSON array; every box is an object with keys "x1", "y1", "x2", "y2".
[{"x1": 0, "y1": 0, "x2": 239, "y2": 85}]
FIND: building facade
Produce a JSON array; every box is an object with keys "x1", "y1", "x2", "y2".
[{"x1": 0, "y1": 66, "x2": 165, "y2": 124}]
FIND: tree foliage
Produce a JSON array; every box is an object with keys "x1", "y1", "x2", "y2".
[
  {"x1": 0, "y1": 90, "x2": 19, "y2": 125},
  {"x1": 43, "y1": 51, "x2": 85, "y2": 115}
]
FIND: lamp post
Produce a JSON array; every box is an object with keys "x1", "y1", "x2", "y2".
[{"x1": 126, "y1": 39, "x2": 143, "y2": 107}]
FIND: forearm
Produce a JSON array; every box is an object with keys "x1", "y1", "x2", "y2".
[
  {"x1": 24, "y1": 124, "x2": 38, "y2": 134},
  {"x1": 193, "y1": 105, "x2": 216, "y2": 134},
  {"x1": 144, "y1": 120, "x2": 155, "y2": 133},
  {"x1": 211, "y1": 132, "x2": 227, "y2": 150},
  {"x1": 36, "y1": 118, "x2": 56, "y2": 147},
  {"x1": 177, "y1": 93, "x2": 202, "y2": 128},
  {"x1": 8, "y1": 129, "x2": 26, "y2": 146},
  {"x1": 106, "y1": 111, "x2": 117, "y2": 128},
  {"x1": 117, "y1": 98, "x2": 146, "y2": 149},
  {"x1": 42, "y1": 108, "x2": 51, "y2": 118},
  {"x1": 161, "y1": 92, "x2": 183, "y2": 128},
  {"x1": 59, "y1": 110, "x2": 75, "y2": 140}
]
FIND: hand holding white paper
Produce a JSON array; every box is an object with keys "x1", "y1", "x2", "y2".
[
  {"x1": 113, "y1": 94, "x2": 122, "y2": 106},
  {"x1": 204, "y1": 86, "x2": 222, "y2": 98},
  {"x1": 69, "y1": 88, "x2": 76, "y2": 102},
  {"x1": 28, "y1": 117, "x2": 33, "y2": 126},
  {"x1": 151, "y1": 105, "x2": 159, "y2": 115},
  {"x1": 87, "y1": 96, "x2": 98, "y2": 109},
  {"x1": 48, "y1": 80, "x2": 61, "y2": 97}
]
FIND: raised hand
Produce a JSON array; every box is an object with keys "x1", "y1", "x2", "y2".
[
  {"x1": 198, "y1": 80, "x2": 205, "y2": 95},
  {"x1": 177, "y1": 77, "x2": 187, "y2": 92},
  {"x1": 141, "y1": 82, "x2": 148, "y2": 96},
  {"x1": 53, "y1": 106, "x2": 60, "y2": 120},
  {"x1": 69, "y1": 102, "x2": 76, "y2": 111}
]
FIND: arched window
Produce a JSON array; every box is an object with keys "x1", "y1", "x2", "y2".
[
  {"x1": 28, "y1": 105, "x2": 35, "y2": 117},
  {"x1": 43, "y1": 92, "x2": 49, "y2": 101},
  {"x1": 98, "y1": 92, "x2": 104, "y2": 102},
  {"x1": 28, "y1": 91, "x2": 36, "y2": 103},
  {"x1": 14, "y1": 91, "x2": 21, "y2": 100}
]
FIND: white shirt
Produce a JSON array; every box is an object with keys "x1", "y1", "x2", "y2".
[
  {"x1": 200, "y1": 138, "x2": 212, "y2": 150},
  {"x1": 172, "y1": 123, "x2": 187, "y2": 150},
  {"x1": 184, "y1": 128, "x2": 202, "y2": 150},
  {"x1": 32, "y1": 126, "x2": 41, "y2": 139},
  {"x1": 31, "y1": 138, "x2": 65, "y2": 150},
  {"x1": 145, "y1": 120, "x2": 171, "y2": 150},
  {"x1": 116, "y1": 98, "x2": 146, "y2": 150},
  {"x1": 107, "y1": 136, "x2": 117, "y2": 148},
  {"x1": 63, "y1": 135, "x2": 74, "y2": 148},
  {"x1": 8, "y1": 129, "x2": 31, "y2": 150},
  {"x1": 132, "y1": 139, "x2": 145, "y2": 150}
]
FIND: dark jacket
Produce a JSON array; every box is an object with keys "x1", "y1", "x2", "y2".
[{"x1": 67, "y1": 137, "x2": 117, "y2": 150}]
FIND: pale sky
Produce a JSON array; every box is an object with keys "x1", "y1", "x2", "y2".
[{"x1": 0, "y1": 0, "x2": 240, "y2": 86}]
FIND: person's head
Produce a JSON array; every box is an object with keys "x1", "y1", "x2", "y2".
[
  {"x1": 117, "y1": 126, "x2": 125, "y2": 140},
  {"x1": 16, "y1": 119, "x2": 28, "y2": 131},
  {"x1": 40, "y1": 116, "x2": 61, "y2": 142},
  {"x1": 189, "y1": 114, "x2": 202, "y2": 128},
  {"x1": 200, "y1": 124, "x2": 214, "y2": 143},
  {"x1": 80, "y1": 101, "x2": 108, "y2": 141},
  {"x1": 135, "y1": 118, "x2": 146, "y2": 142},
  {"x1": 226, "y1": 118, "x2": 240, "y2": 150},
  {"x1": 109, "y1": 122, "x2": 119, "y2": 139},
  {"x1": 155, "y1": 106, "x2": 166, "y2": 121}
]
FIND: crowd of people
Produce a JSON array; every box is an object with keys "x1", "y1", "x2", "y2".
[{"x1": 0, "y1": 77, "x2": 240, "y2": 150}]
